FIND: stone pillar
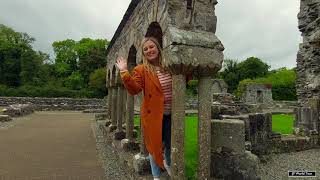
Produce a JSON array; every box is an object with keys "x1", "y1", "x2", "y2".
[
  {"x1": 104, "y1": 85, "x2": 113, "y2": 127},
  {"x1": 309, "y1": 98, "x2": 320, "y2": 132},
  {"x1": 300, "y1": 107, "x2": 312, "y2": 131},
  {"x1": 197, "y1": 76, "x2": 212, "y2": 179},
  {"x1": 108, "y1": 86, "x2": 117, "y2": 132},
  {"x1": 121, "y1": 93, "x2": 140, "y2": 151},
  {"x1": 114, "y1": 85, "x2": 126, "y2": 140},
  {"x1": 107, "y1": 88, "x2": 112, "y2": 119},
  {"x1": 133, "y1": 116, "x2": 150, "y2": 175},
  {"x1": 171, "y1": 74, "x2": 185, "y2": 179},
  {"x1": 248, "y1": 113, "x2": 272, "y2": 155}
]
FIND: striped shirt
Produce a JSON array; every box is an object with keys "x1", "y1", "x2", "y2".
[{"x1": 156, "y1": 67, "x2": 172, "y2": 115}]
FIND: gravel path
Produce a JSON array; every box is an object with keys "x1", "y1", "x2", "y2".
[
  {"x1": 92, "y1": 120, "x2": 134, "y2": 180},
  {"x1": 257, "y1": 149, "x2": 320, "y2": 180}
]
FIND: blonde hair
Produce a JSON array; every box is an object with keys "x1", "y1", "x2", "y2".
[{"x1": 141, "y1": 37, "x2": 164, "y2": 75}]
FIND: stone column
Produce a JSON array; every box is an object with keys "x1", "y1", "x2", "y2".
[
  {"x1": 114, "y1": 85, "x2": 126, "y2": 140},
  {"x1": 133, "y1": 116, "x2": 150, "y2": 175},
  {"x1": 105, "y1": 74, "x2": 112, "y2": 126},
  {"x1": 104, "y1": 88, "x2": 112, "y2": 127},
  {"x1": 107, "y1": 88, "x2": 112, "y2": 119},
  {"x1": 126, "y1": 94, "x2": 135, "y2": 141},
  {"x1": 108, "y1": 86, "x2": 117, "y2": 132},
  {"x1": 197, "y1": 76, "x2": 212, "y2": 179},
  {"x1": 171, "y1": 74, "x2": 185, "y2": 179},
  {"x1": 121, "y1": 93, "x2": 140, "y2": 151}
]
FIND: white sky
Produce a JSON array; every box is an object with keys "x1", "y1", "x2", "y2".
[{"x1": 0, "y1": 0, "x2": 301, "y2": 69}]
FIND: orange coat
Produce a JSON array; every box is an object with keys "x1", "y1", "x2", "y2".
[{"x1": 120, "y1": 64, "x2": 165, "y2": 168}]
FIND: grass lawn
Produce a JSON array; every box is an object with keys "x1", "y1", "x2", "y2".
[
  {"x1": 134, "y1": 114, "x2": 294, "y2": 179},
  {"x1": 272, "y1": 114, "x2": 295, "y2": 134}
]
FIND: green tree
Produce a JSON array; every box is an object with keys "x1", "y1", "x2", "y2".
[
  {"x1": 218, "y1": 59, "x2": 241, "y2": 93},
  {"x1": 218, "y1": 57, "x2": 270, "y2": 93},
  {"x1": 64, "y1": 71, "x2": 85, "y2": 90},
  {"x1": 88, "y1": 68, "x2": 107, "y2": 97},
  {"x1": 76, "y1": 38, "x2": 108, "y2": 84},
  {"x1": 238, "y1": 57, "x2": 270, "y2": 80},
  {"x1": 0, "y1": 24, "x2": 36, "y2": 87},
  {"x1": 52, "y1": 39, "x2": 77, "y2": 76}
]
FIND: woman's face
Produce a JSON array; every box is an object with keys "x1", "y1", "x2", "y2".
[{"x1": 143, "y1": 40, "x2": 159, "y2": 64}]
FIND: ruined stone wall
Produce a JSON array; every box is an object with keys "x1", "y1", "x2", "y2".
[
  {"x1": 0, "y1": 97, "x2": 105, "y2": 111},
  {"x1": 242, "y1": 84, "x2": 273, "y2": 105},
  {"x1": 296, "y1": 0, "x2": 320, "y2": 104}
]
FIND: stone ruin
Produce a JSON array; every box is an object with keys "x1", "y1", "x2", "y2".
[
  {"x1": 99, "y1": 0, "x2": 320, "y2": 179},
  {"x1": 242, "y1": 83, "x2": 273, "y2": 105},
  {"x1": 0, "y1": 104, "x2": 35, "y2": 123},
  {"x1": 295, "y1": 0, "x2": 320, "y2": 137}
]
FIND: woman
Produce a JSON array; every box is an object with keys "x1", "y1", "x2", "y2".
[{"x1": 116, "y1": 37, "x2": 172, "y2": 179}]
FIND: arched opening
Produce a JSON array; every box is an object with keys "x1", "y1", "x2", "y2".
[
  {"x1": 145, "y1": 22, "x2": 163, "y2": 48},
  {"x1": 111, "y1": 65, "x2": 116, "y2": 84},
  {"x1": 127, "y1": 45, "x2": 137, "y2": 71},
  {"x1": 257, "y1": 90, "x2": 263, "y2": 103}
]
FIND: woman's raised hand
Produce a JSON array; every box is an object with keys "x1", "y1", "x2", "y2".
[{"x1": 116, "y1": 57, "x2": 128, "y2": 71}]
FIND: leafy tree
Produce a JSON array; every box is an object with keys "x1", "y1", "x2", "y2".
[
  {"x1": 52, "y1": 39, "x2": 77, "y2": 76},
  {"x1": 76, "y1": 38, "x2": 108, "y2": 84},
  {"x1": 218, "y1": 57, "x2": 270, "y2": 93},
  {"x1": 238, "y1": 57, "x2": 270, "y2": 79},
  {"x1": 0, "y1": 24, "x2": 36, "y2": 86},
  {"x1": 218, "y1": 59, "x2": 241, "y2": 93},
  {"x1": 88, "y1": 68, "x2": 107, "y2": 97},
  {"x1": 64, "y1": 71, "x2": 85, "y2": 90}
]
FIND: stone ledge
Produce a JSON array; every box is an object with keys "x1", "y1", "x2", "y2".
[{"x1": 0, "y1": 115, "x2": 12, "y2": 122}]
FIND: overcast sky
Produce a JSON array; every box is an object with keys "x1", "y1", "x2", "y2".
[{"x1": 0, "y1": 0, "x2": 301, "y2": 69}]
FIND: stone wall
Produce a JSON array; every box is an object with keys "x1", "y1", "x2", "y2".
[
  {"x1": 242, "y1": 84, "x2": 273, "y2": 105},
  {"x1": 296, "y1": 0, "x2": 320, "y2": 104},
  {"x1": 0, "y1": 97, "x2": 105, "y2": 111}
]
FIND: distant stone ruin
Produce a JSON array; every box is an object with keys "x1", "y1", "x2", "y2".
[{"x1": 242, "y1": 83, "x2": 273, "y2": 105}]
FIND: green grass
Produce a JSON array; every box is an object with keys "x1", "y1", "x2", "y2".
[
  {"x1": 133, "y1": 114, "x2": 294, "y2": 179},
  {"x1": 134, "y1": 115, "x2": 198, "y2": 179},
  {"x1": 272, "y1": 114, "x2": 294, "y2": 134},
  {"x1": 184, "y1": 115, "x2": 198, "y2": 180}
]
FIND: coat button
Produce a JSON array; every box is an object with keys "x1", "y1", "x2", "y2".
[
  {"x1": 149, "y1": 94, "x2": 152, "y2": 98},
  {"x1": 147, "y1": 110, "x2": 151, "y2": 113}
]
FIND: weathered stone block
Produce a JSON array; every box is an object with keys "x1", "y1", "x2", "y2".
[
  {"x1": 211, "y1": 150, "x2": 259, "y2": 180},
  {"x1": 121, "y1": 139, "x2": 140, "y2": 152},
  {"x1": 211, "y1": 119, "x2": 245, "y2": 155},
  {"x1": 133, "y1": 153, "x2": 151, "y2": 175},
  {"x1": 248, "y1": 113, "x2": 272, "y2": 155},
  {"x1": 95, "y1": 113, "x2": 108, "y2": 121},
  {"x1": 0, "y1": 115, "x2": 12, "y2": 122},
  {"x1": 114, "y1": 131, "x2": 126, "y2": 140}
]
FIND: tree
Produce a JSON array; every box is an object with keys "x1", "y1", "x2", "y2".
[
  {"x1": 88, "y1": 68, "x2": 107, "y2": 97},
  {"x1": 218, "y1": 59, "x2": 241, "y2": 93},
  {"x1": 218, "y1": 57, "x2": 270, "y2": 93},
  {"x1": 76, "y1": 38, "x2": 108, "y2": 84},
  {"x1": 0, "y1": 24, "x2": 36, "y2": 87},
  {"x1": 52, "y1": 39, "x2": 77, "y2": 76},
  {"x1": 238, "y1": 57, "x2": 270, "y2": 80}
]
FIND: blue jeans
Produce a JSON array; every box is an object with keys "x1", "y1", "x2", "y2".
[{"x1": 149, "y1": 114, "x2": 171, "y2": 178}]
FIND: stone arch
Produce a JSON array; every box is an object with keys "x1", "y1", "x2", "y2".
[
  {"x1": 127, "y1": 45, "x2": 137, "y2": 70},
  {"x1": 145, "y1": 21, "x2": 163, "y2": 48}
]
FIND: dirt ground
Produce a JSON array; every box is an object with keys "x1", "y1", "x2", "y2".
[{"x1": 0, "y1": 111, "x2": 105, "y2": 180}]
